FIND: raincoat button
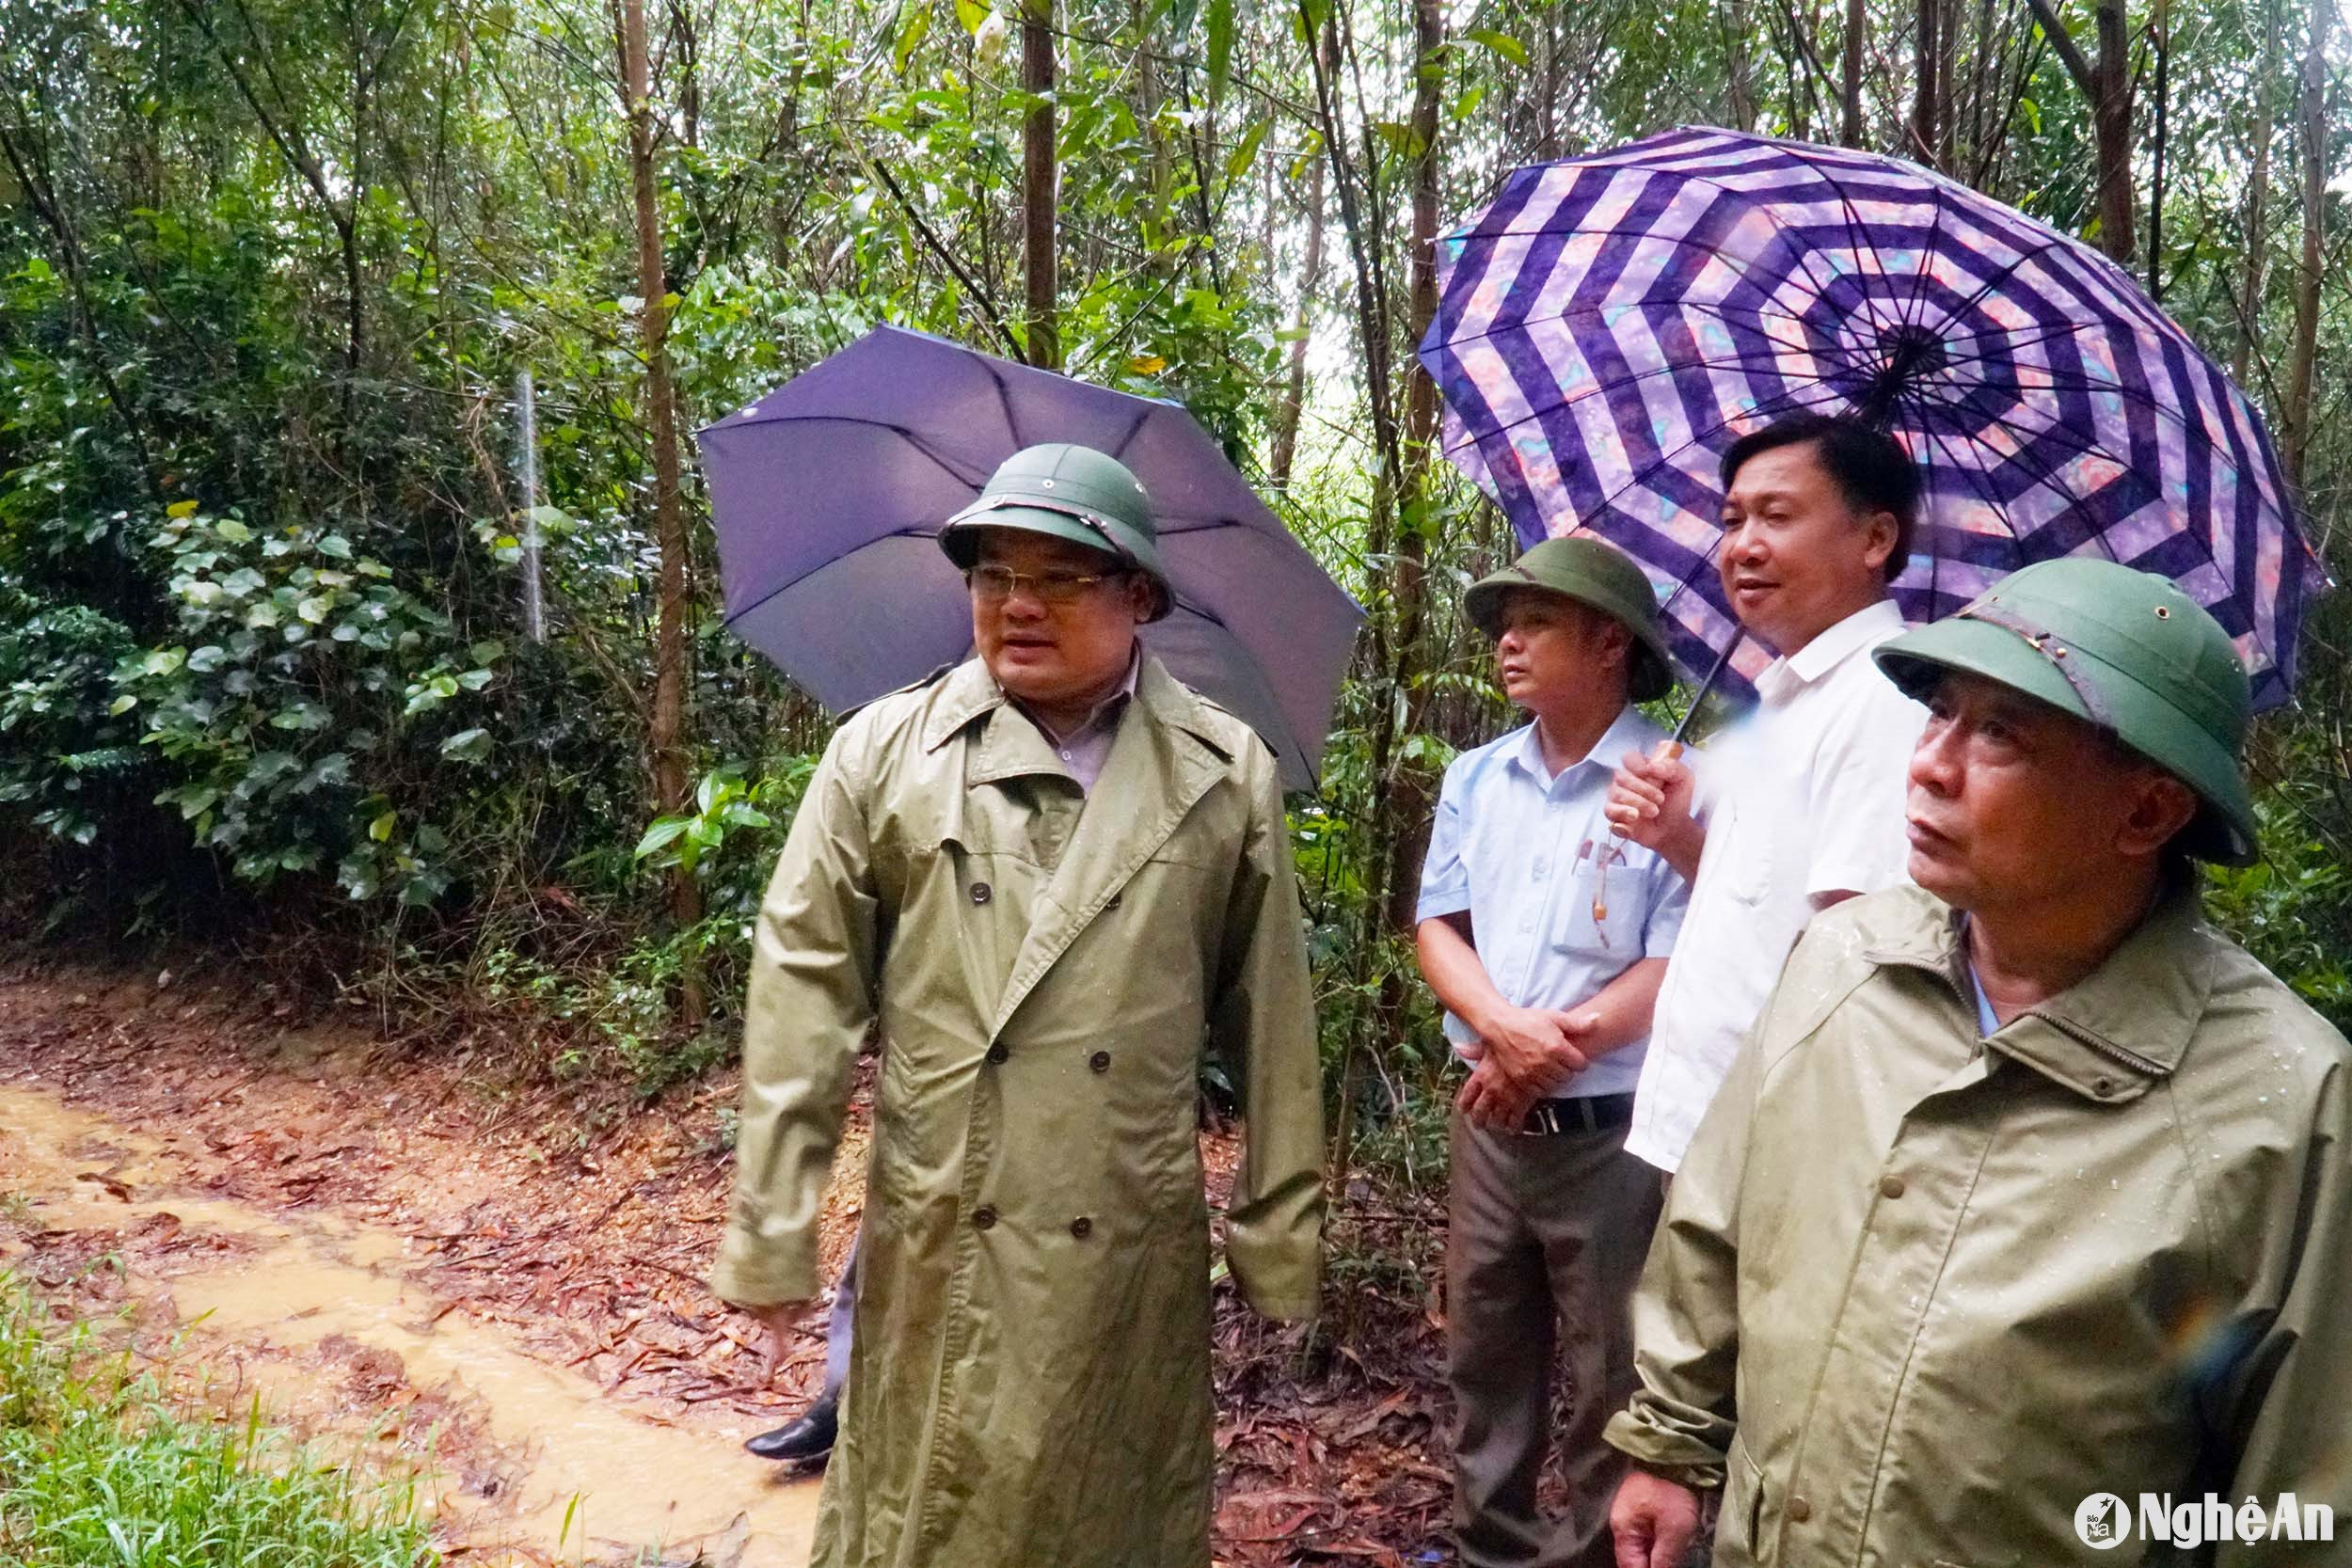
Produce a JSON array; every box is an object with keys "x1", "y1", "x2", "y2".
[
  {"x1": 1070, "y1": 1217, "x2": 1092, "y2": 1238},
  {"x1": 1104, "y1": 892, "x2": 1121, "y2": 911},
  {"x1": 1090, "y1": 1051, "x2": 1111, "y2": 1072},
  {"x1": 973, "y1": 1206, "x2": 998, "y2": 1230},
  {"x1": 971, "y1": 881, "x2": 993, "y2": 905},
  {"x1": 986, "y1": 1043, "x2": 1009, "y2": 1065},
  {"x1": 1788, "y1": 1497, "x2": 1812, "y2": 1524},
  {"x1": 2094, "y1": 1076, "x2": 2116, "y2": 1096},
  {"x1": 1879, "y1": 1175, "x2": 1906, "y2": 1199}
]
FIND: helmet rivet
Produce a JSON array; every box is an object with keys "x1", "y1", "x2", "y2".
[
  {"x1": 1041, "y1": 479, "x2": 1055, "y2": 488},
  {"x1": 2153, "y1": 606, "x2": 2171, "y2": 620}
]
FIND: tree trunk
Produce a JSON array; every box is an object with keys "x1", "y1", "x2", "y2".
[
  {"x1": 1911, "y1": 0, "x2": 1940, "y2": 166},
  {"x1": 1935, "y1": 0, "x2": 1960, "y2": 170},
  {"x1": 1377, "y1": 0, "x2": 1446, "y2": 938},
  {"x1": 621, "y1": 0, "x2": 704, "y2": 1020},
  {"x1": 2234, "y1": 0, "x2": 2283, "y2": 386},
  {"x1": 1842, "y1": 0, "x2": 1867, "y2": 145},
  {"x1": 2022, "y1": 0, "x2": 2134, "y2": 261},
  {"x1": 1725, "y1": 0, "x2": 1758, "y2": 128},
  {"x1": 1268, "y1": 156, "x2": 1326, "y2": 489},
  {"x1": 2282, "y1": 0, "x2": 2332, "y2": 486},
  {"x1": 2090, "y1": 0, "x2": 2135, "y2": 261},
  {"x1": 1021, "y1": 0, "x2": 1059, "y2": 370},
  {"x1": 2145, "y1": 0, "x2": 2169, "y2": 298}
]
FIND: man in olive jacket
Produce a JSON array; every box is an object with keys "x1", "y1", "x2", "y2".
[
  {"x1": 1606, "y1": 559, "x2": 2352, "y2": 1568},
  {"x1": 711, "y1": 444, "x2": 1326, "y2": 1568}
]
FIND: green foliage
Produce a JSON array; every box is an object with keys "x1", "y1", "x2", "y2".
[
  {"x1": 0, "y1": 1276, "x2": 434, "y2": 1567},
  {"x1": 103, "y1": 505, "x2": 503, "y2": 903},
  {"x1": 0, "y1": 0, "x2": 2344, "y2": 1165},
  {"x1": 2208, "y1": 822, "x2": 2352, "y2": 1032}
]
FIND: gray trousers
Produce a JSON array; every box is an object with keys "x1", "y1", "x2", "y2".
[
  {"x1": 822, "y1": 1227, "x2": 859, "y2": 1399},
  {"x1": 1446, "y1": 1108, "x2": 1663, "y2": 1568}
]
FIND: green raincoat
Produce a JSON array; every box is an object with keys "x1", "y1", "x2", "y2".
[
  {"x1": 1605, "y1": 884, "x2": 2352, "y2": 1567},
  {"x1": 711, "y1": 652, "x2": 1325, "y2": 1568}
]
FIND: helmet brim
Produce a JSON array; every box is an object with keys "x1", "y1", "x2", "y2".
[
  {"x1": 1462, "y1": 578, "x2": 1676, "y2": 705},
  {"x1": 1875, "y1": 618, "x2": 2258, "y2": 866},
  {"x1": 937, "y1": 507, "x2": 1173, "y2": 623}
]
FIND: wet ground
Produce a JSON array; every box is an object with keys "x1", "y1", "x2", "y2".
[
  {"x1": 0, "y1": 1075, "x2": 823, "y2": 1565},
  {"x1": 0, "y1": 961, "x2": 1452, "y2": 1567}
]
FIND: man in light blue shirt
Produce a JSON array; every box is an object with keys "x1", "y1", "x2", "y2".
[{"x1": 1415, "y1": 536, "x2": 1689, "y2": 1568}]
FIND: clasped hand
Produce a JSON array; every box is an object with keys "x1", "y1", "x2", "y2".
[{"x1": 1455, "y1": 1005, "x2": 1595, "y2": 1131}]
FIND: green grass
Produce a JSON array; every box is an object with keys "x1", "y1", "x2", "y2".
[{"x1": 0, "y1": 1275, "x2": 436, "y2": 1568}]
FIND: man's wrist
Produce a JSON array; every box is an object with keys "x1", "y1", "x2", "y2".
[{"x1": 1463, "y1": 996, "x2": 1513, "y2": 1046}]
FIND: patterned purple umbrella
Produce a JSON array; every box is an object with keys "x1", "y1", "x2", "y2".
[
  {"x1": 1419, "y1": 126, "x2": 2328, "y2": 709},
  {"x1": 699, "y1": 325, "x2": 1363, "y2": 789}
]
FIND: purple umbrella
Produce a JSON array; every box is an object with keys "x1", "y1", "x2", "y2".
[
  {"x1": 698, "y1": 325, "x2": 1364, "y2": 789},
  {"x1": 1420, "y1": 126, "x2": 2328, "y2": 710}
]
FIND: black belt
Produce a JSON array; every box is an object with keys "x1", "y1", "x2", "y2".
[{"x1": 1522, "y1": 1093, "x2": 1637, "y2": 1135}]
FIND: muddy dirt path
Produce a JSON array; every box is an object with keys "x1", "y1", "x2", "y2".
[
  {"x1": 0, "y1": 962, "x2": 1451, "y2": 1567},
  {"x1": 0, "y1": 973, "x2": 835, "y2": 1566}
]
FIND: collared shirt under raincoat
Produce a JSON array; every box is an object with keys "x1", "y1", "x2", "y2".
[
  {"x1": 1604, "y1": 883, "x2": 2352, "y2": 1567},
  {"x1": 710, "y1": 652, "x2": 1326, "y2": 1568}
]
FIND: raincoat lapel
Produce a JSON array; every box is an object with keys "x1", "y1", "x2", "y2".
[{"x1": 989, "y1": 655, "x2": 1229, "y2": 1037}]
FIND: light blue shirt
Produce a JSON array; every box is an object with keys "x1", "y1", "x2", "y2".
[{"x1": 1415, "y1": 706, "x2": 1691, "y2": 1099}]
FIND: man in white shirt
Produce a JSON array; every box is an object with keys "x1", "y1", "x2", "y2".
[
  {"x1": 1416, "y1": 537, "x2": 1692, "y2": 1568},
  {"x1": 1606, "y1": 414, "x2": 1927, "y2": 1175}
]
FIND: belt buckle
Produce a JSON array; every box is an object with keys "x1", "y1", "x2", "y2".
[{"x1": 1524, "y1": 1100, "x2": 1575, "y2": 1136}]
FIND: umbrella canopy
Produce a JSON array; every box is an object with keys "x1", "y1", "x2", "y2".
[
  {"x1": 1420, "y1": 126, "x2": 2328, "y2": 710},
  {"x1": 698, "y1": 326, "x2": 1364, "y2": 790}
]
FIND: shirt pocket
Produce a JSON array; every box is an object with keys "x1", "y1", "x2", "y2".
[
  {"x1": 1716, "y1": 787, "x2": 1777, "y2": 907},
  {"x1": 1555, "y1": 863, "x2": 1642, "y2": 957}
]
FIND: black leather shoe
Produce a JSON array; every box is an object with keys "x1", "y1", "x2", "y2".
[{"x1": 745, "y1": 1393, "x2": 838, "y2": 1465}]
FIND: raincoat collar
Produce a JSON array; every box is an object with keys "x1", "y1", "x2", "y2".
[
  {"x1": 1867, "y1": 884, "x2": 2214, "y2": 1104},
  {"x1": 920, "y1": 647, "x2": 1231, "y2": 768},
  {"x1": 988, "y1": 661, "x2": 1235, "y2": 1035}
]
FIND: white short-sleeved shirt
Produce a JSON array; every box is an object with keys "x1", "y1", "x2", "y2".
[
  {"x1": 1625, "y1": 599, "x2": 1926, "y2": 1170},
  {"x1": 1416, "y1": 706, "x2": 1692, "y2": 1100}
]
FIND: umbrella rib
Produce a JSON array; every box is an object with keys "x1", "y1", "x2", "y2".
[
  {"x1": 1443, "y1": 225, "x2": 1846, "y2": 353},
  {"x1": 1931, "y1": 361, "x2": 2241, "y2": 459},
  {"x1": 719, "y1": 413, "x2": 993, "y2": 486},
  {"x1": 1441, "y1": 360, "x2": 1843, "y2": 461},
  {"x1": 1910, "y1": 401, "x2": 2034, "y2": 607},
  {"x1": 1789, "y1": 146, "x2": 1915, "y2": 347},
  {"x1": 1644, "y1": 154, "x2": 1874, "y2": 325},
  {"x1": 1919, "y1": 386, "x2": 2136, "y2": 564},
  {"x1": 1107, "y1": 405, "x2": 1152, "y2": 462},
  {"x1": 718, "y1": 527, "x2": 946, "y2": 632},
  {"x1": 987, "y1": 360, "x2": 1025, "y2": 449},
  {"x1": 1928, "y1": 317, "x2": 2117, "y2": 365},
  {"x1": 1899, "y1": 182, "x2": 1956, "y2": 338},
  {"x1": 1438, "y1": 293, "x2": 1823, "y2": 357},
  {"x1": 1909, "y1": 232, "x2": 2079, "y2": 346}
]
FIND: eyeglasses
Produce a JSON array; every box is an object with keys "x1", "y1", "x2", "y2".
[{"x1": 964, "y1": 563, "x2": 1127, "y2": 607}]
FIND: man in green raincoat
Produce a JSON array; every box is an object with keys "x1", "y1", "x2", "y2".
[
  {"x1": 710, "y1": 443, "x2": 1326, "y2": 1568},
  {"x1": 1606, "y1": 559, "x2": 2352, "y2": 1568}
]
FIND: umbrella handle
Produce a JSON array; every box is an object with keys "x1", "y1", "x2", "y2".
[{"x1": 1671, "y1": 631, "x2": 1744, "y2": 744}]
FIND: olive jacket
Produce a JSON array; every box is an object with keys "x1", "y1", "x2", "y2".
[
  {"x1": 1605, "y1": 884, "x2": 2352, "y2": 1567},
  {"x1": 711, "y1": 652, "x2": 1325, "y2": 1568}
]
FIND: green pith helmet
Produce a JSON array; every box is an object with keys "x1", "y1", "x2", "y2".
[
  {"x1": 1873, "y1": 558, "x2": 2258, "y2": 865},
  {"x1": 938, "y1": 443, "x2": 1172, "y2": 621},
  {"x1": 1462, "y1": 535, "x2": 1677, "y2": 703}
]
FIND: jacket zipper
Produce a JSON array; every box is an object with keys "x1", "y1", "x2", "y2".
[{"x1": 2056, "y1": 1023, "x2": 2169, "y2": 1079}]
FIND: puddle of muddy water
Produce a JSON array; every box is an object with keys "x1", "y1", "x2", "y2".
[{"x1": 0, "y1": 1081, "x2": 820, "y2": 1566}]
